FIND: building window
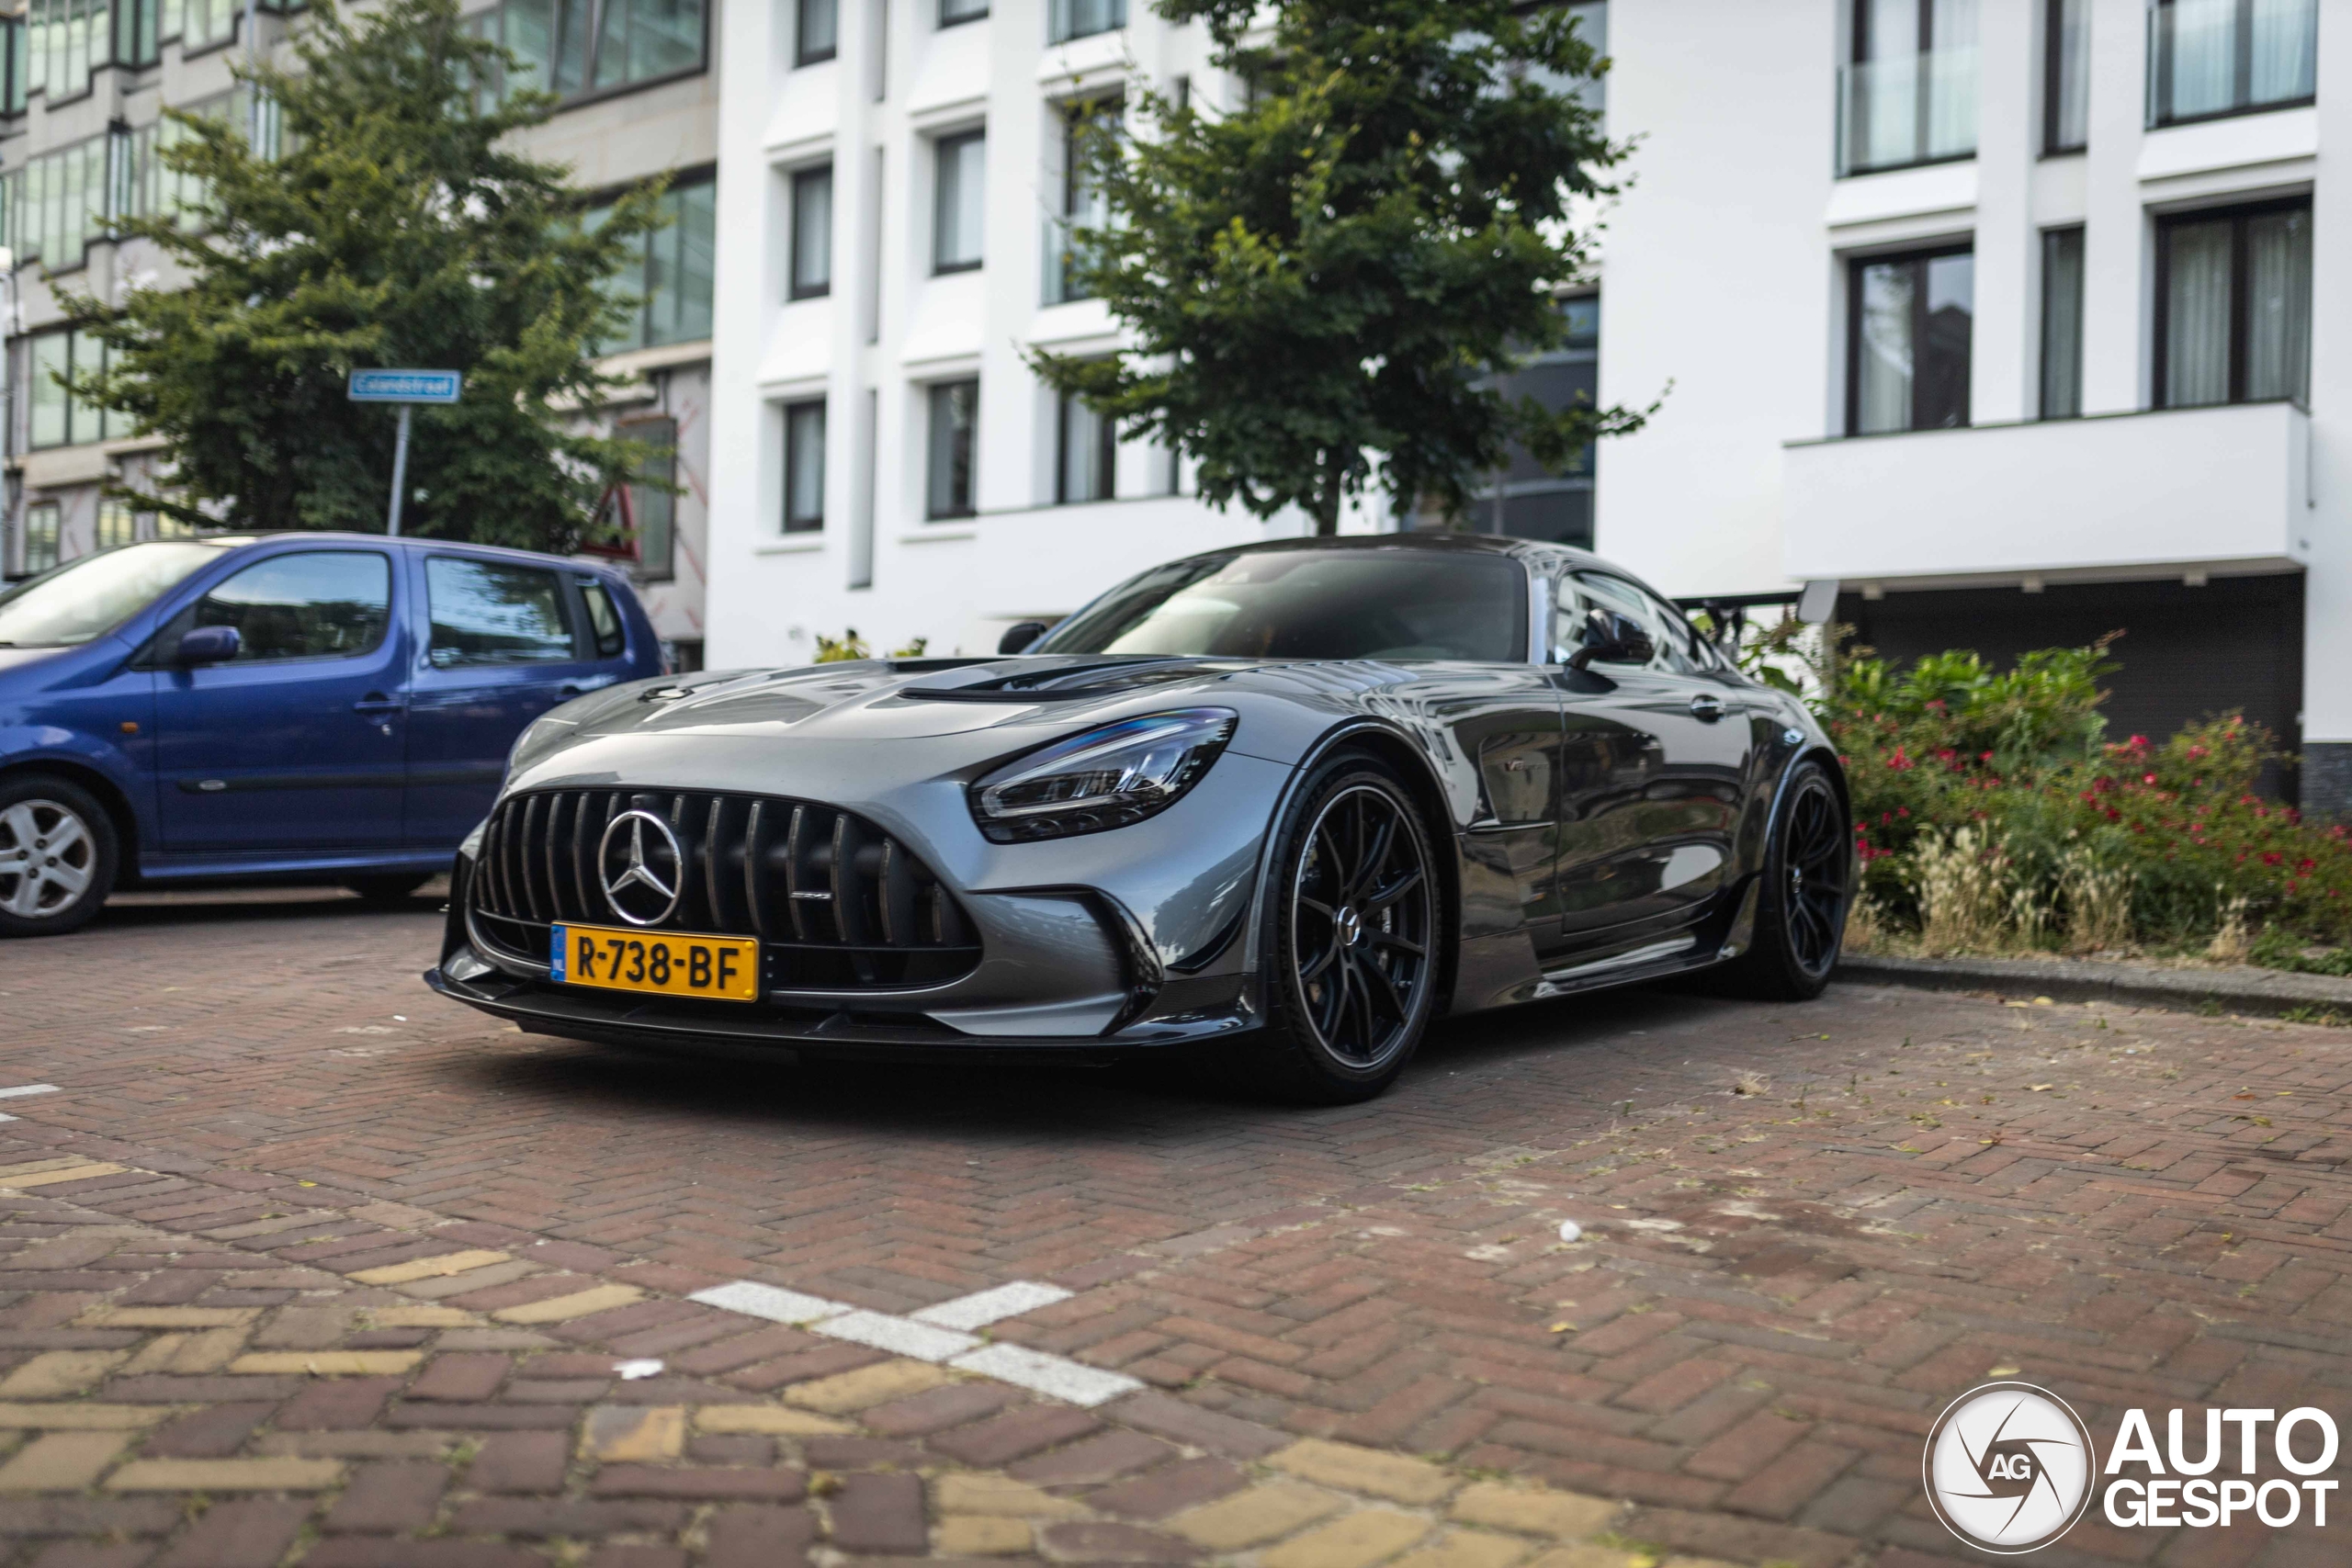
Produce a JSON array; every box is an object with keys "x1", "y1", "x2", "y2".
[
  {"x1": 2044, "y1": 0, "x2": 2087, "y2": 152},
  {"x1": 1838, "y1": 0, "x2": 1979, "y2": 176},
  {"x1": 95, "y1": 496, "x2": 136, "y2": 550},
  {"x1": 2, "y1": 17, "x2": 25, "y2": 117},
  {"x1": 113, "y1": 0, "x2": 160, "y2": 67},
  {"x1": 26, "y1": 327, "x2": 108, "y2": 449},
  {"x1": 1437, "y1": 295, "x2": 1600, "y2": 544},
  {"x1": 622, "y1": 416, "x2": 676, "y2": 581},
  {"x1": 1047, "y1": 0, "x2": 1123, "y2": 44},
  {"x1": 784, "y1": 399, "x2": 826, "y2": 532},
  {"x1": 463, "y1": 0, "x2": 708, "y2": 106},
  {"x1": 933, "y1": 130, "x2": 985, "y2": 273},
  {"x1": 2148, "y1": 0, "x2": 2315, "y2": 127},
  {"x1": 940, "y1": 0, "x2": 987, "y2": 26},
  {"x1": 1057, "y1": 389, "x2": 1114, "y2": 503},
  {"x1": 1046, "y1": 99, "x2": 1118, "y2": 305},
  {"x1": 21, "y1": 502, "x2": 60, "y2": 575},
  {"x1": 926, "y1": 379, "x2": 978, "y2": 519},
  {"x1": 1848, "y1": 246, "x2": 1973, "y2": 434},
  {"x1": 590, "y1": 168, "x2": 716, "y2": 352},
  {"x1": 796, "y1": 0, "x2": 836, "y2": 64},
  {"x1": 790, "y1": 164, "x2": 832, "y2": 299},
  {"x1": 2039, "y1": 227, "x2": 2084, "y2": 419},
  {"x1": 2155, "y1": 200, "x2": 2310, "y2": 409}
]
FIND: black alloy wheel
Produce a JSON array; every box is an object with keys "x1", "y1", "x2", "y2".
[
  {"x1": 1713, "y1": 759, "x2": 1849, "y2": 1000},
  {"x1": 1248, "y1": 758, "x2": 1441, "y2": 1102}
]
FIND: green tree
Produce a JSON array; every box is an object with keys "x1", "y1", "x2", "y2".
[
  {"x1": 65, "y1": 0, "x2": 663, "y2": 551},
  {"x1": 1030, "y1": 0, "x2": 1651, "y2": 536}
]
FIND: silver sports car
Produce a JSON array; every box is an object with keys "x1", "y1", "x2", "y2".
[{"x1": 424, "y1": 536, "x2": 1852, "y2": 1101}]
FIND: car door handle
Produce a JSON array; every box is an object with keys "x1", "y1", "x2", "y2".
[
  {"x1": 1688, "y1": 694, "x2": 1726, "y2": 721},
  {"x1": 353, "y1": 694, "x2": 405, "y2": 716}
]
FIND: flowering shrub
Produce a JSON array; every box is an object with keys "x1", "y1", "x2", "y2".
[{"x1": 1825, "y1": 637, "x2": 2352, "y2": 952}]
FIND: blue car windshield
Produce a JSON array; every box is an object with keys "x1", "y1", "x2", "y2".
[
  {"x1": 1036, "y1": 549, "x2": 1529, "y2": 663},
  {"x1": 0, "y1": 541, "x2": 233, "y2": 648}
]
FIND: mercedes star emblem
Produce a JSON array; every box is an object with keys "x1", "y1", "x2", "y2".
[{"x1": 598, "y1": 809, "x2": 684, "y2": 926}]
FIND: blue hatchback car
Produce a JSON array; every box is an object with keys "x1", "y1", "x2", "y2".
[{"x1": 0, "y1": 532, "x2": 662, "y2": 936}]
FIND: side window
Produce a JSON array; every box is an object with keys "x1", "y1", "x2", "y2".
[
  {"x1": 577, "y1": 577, "x2": 628, "y2": 660},
  {"x1": 425, "y1": 558, "x2": 575, "y2": 669},
  {"x1": 1561, "y1": 571, "x2": 1697, "y2": 674},
  {"x1": 189, "y1": 551, "x2": 392, "y2": 662}
]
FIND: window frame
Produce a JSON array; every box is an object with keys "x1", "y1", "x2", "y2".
[
  {"x1": 2151, "y1": 196, "x2": 2313, "y2": 411},
  {"x1": 1843, "y1": 242, "x2": 1975, "y2": 436},
  {"x1": 939, "y1": 0, "x2": 988, "y2": 28},
  {"x1": 795, "y1": 0, "x2": 837, "y2": 66},
  {"x1": 2041, "y1": 0, "x2": 2087, "y2": 154},
  {"x1": 1055, "y1": 386, "x2": 1116, "y2": 505},
  {"x1": 925, "y1": 378, "x2": 979, "y2": 521},
  {"x1": 19, "y1": 501, "x2": 61, "y2": 576},
  {"x1": 582, "y1": 164, "x2": 717, "y2": 353},
  {"x1": 1842, "y1": 0, "x2": 1977, "y2": 175},
  {"x1": 931, "y1": 128, "x2": 986, "y2": 275},
  {"x1": 2038, "y1": 224, "x2": 2085, "y2": 420},
  {"x1": 789, "y1": 163, "x2": 833, "y2": 299},
  {"x1": 464, "y1": 0, "x2": 711, "y2": 111},
  {"x1": 1047, "y1": 0, "x2": 1125, "y2": 46},
  {"x1": 182, "y1": 548, "x2": 397, "y2": 666},
  {"x1": 2146, "y1": 0, "x2": 2317, "y2": 130},
  {"x1": 617, "y1": 412, "x2": 678, "y2": 583},
  {"x1": 423, "y1": 554, "x2": 582, "y2": 670},
  {"x1": 783, "y1": 398, "x2": 827, "y2": 533}
]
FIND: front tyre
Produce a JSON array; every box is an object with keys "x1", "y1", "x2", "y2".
[
  {"x1": 1245, "y1": 756, "x2": 1442, "y2": 1103},
  {"x1": 0, "y1": 774, "x2": 119, "y2": 938},
  {"x1": 1713, "y1": 760, "x2": 1849, "y2": 1000},
  {"x1": 345, "y1": 874, "x2": 432, "y2": 906}
]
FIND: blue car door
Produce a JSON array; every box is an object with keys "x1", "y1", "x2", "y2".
[
  {"x1": 402, "y1": 552, "x2": 606, "y2": 852},
  {"x1": 151, "y1": 547, "x2": 408, "y2": 852}
]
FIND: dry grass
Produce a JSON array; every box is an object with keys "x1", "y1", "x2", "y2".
[
  {"x1": 2060, "y1": 848, "x2": 2135, "y2": 954},
  {"x1": 1732, "y1": 1071, "x2": 1772, "y2": 1098},
  {"x1": 2206, "y1": 893, "x2": 2253, "y2": 964},
  {"x1": 1915, "y1": 826, "x2": 2015, "y2": 954}
]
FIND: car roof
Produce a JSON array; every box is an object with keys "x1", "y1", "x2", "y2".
[
  {"x1": 1211, "y1": 533, "x2": 1607, "y2": 570},
  {"x1": 208, "y1": 531, "x2": 624, "y2": 575}
]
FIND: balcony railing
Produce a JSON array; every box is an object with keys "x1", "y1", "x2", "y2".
[
  {"x1": 1837, "y1": 47, "x2": 1978, "y2": 176},
  {"x1": 2147, "y1": 0, "x2": 2316, "y2": 128}
]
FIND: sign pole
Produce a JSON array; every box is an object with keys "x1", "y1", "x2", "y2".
[
  {"x1": 386, "y1": 404, "x2": 413, "y2": 537},
  {"x1": 346, "y1": 369, "x2": 462, "y2": 538}
]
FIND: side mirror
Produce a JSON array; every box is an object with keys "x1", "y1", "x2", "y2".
[
  {"x1": 174, "y1": 625, "x2": 242, "y2": 666},
  {"x1": 998, "y1": 620, "x2": 1051, "y2": 655},
  {"x1": 1567, "y1": 608, "x2": 1654, "y2": 671}
]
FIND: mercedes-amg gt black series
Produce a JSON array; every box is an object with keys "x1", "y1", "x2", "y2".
[{"x1": 426, "y1": 536, "x2": 1853, "y2": 1100}]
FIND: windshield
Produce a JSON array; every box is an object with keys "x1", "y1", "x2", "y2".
[
  {"x1": 1036, "y1": 548, "x2": 1529, "y2": 662},
  {"x1": 0, "y1": 542, "x2": 232, "y2": 648}
]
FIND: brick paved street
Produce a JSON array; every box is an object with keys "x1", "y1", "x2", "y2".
[{"x1": 1, "y1": 889, "x2": 2348, "y2": 1566}]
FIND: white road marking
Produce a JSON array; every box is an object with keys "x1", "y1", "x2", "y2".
[
  {"x1": 951, "y1": 1342, "x2": 1142, "y2": 1407},
  {"x1": 687, "y1": 1281, "x2": 851, "y2": 1325},
  {"x1": 811, "y1": 1309, "x2": 979, "y2": 1363},
  {"x1": 0, "y1": 1085, "x2": 60, "y2": 1100},
  {"x1": 911, "y1": 1280, "x2": 1072, "y2": 1331}
]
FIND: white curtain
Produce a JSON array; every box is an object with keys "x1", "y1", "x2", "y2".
[
  {"x1": 1856, "y1": 261, "x2": 1915, "y2": 434},
  {"x1": 2245, "y1": 209, "x2": 2312, "y2": 402},
  {"x1": 2249, "y1": 0, "x2": 2317, "y2": 104},
  {"x1": 2164, "y1": 219, "x2": 2233, "y2": 407},
  {"x1": 2165, "y1": 0, "x2": 2237, "y2": 118}
]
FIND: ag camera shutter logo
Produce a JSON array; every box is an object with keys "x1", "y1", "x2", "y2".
[{"x1": 1923, "y1": 1382, "x2": 2096, "y2": 1553}]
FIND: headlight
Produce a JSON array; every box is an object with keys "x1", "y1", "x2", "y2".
[{"x1": 969, "y1": 708, "x2": 1237, "y2": 842}]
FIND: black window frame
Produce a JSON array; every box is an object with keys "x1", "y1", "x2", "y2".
[
  {"x1": 174, "y1": 547, "x2": 397, "y2": 666},
  {"x1": 2042, "y1": 0, "x2": 2087, "y2": 153},
  {"x1": 795, "y1": 0, "x2": 837, "y2": 66},
  {"x1": 1844, "y1": 243, "x2": 1976, "y2": 437},
  {"x1": 2147, "y1": 0, "x2": 2316, "y2": 130},
  {"x1": 1055, "y1": 386, "x2": 1116, "y2": 505},
  {"x1": 789, "y1": 163, "x2": 833, "y2": 299},
  {"x1": 1047, "y1": 0, "x2": 1125, "y2": 46},
  {"x1": 939, "y1": 0, "x2": 988, "y2": 27},
  {"x1": 1844, "y1": 0, "x2": 1975, "y2": 176},
  {"x1": 2038, "y1": 224, "x2": 2085, "y2": 420},
  {"x1": 463, "y1": 0, "x2": 711, "y2": 112},
  {"x1": 617, "y1": 412, "x2": 678, "y2": 583},
  {"x1": 423, "y1": 554, "x2": 582, "y2": 670},
  {"x1": 925, "y1": 378, "x2": 978, "y2": 521},
  {"x1": 783, "y1": 398, "x2": 827, "y2": 533},
  {"x1": 932, "y1": 128, "x2": 986, "y2": 274},
  {"x1": 2152, "y1": 196, "x2": 2313, "y2": 411}
]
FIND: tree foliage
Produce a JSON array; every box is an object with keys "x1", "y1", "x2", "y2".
[
  {"x1": 1030, "y1": 0, "x2": 1651, "y2": 534},
  {"x1": 65, "y1": 0, "x2": 662, "y2": 551}
]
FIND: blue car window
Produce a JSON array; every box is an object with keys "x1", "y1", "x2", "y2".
[
  {"x1": 190, "y1": 551, "x2": 392, "y2": 661},
  {"x1": 576, "y1": 576, "x2": 627, "y2": 660},
  {"x1": 426, "y1": 557, "x2": 575, "y2": 668}
]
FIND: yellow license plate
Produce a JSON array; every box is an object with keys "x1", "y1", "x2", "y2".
[{"x1": 550, "y1": 922, "x2": 760, "y2": 1002}]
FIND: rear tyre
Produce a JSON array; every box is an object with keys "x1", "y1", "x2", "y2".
[
  {"x1": 0, "y1": 774, "x2": 119, "y2": 939},
  {"x1": 1235, "y1": 754, "x2": 1442, "y2": 1104},
  {"x1": 345, "y1": 874, "x2": 432, "y2": 906},
  {"x1": 1711, "y1": 760, "x2": 1849, "y2": 1001}
]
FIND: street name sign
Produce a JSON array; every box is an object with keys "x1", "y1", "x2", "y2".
[{"x1": 347, "y1": 368, "x2": 463, "y2": 404}]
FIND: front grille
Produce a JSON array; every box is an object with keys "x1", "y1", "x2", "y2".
[{"x1": 469, "y1": 787, "x2": 981, "y2": 991}]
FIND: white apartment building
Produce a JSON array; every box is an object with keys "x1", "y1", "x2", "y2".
[
  {"x1": 1595, "y1": 0, "x2": 2340, "y2": 807},
  {"x1": 0, "y1": 0, "x2": 724, "y2": 668}
]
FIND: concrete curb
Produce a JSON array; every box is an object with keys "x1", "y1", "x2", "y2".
[{"x1": 1835, "y1": 952, "x2": 2352, "y2": 1019}]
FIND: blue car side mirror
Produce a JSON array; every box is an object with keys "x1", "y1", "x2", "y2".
[{"x1": 174, "y1": 625, "x2": 242, "y2": 665}]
